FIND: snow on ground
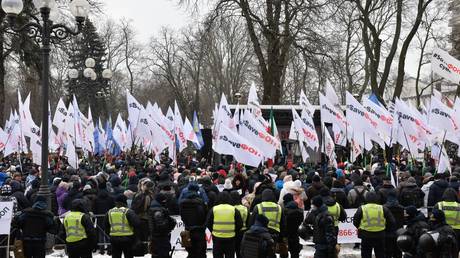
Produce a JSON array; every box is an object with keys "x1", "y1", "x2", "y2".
[{"x1": 46, "y1": 244, "x2": 361, "y2": 257}]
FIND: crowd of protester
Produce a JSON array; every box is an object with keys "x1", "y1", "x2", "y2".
[{"x1": 0, "y1": 151, "x2": 459, "y2": 258}]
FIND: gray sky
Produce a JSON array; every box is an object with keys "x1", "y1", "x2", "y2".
[{"x1": 101, "y1": 0, "x2": 201, "y2": 43}]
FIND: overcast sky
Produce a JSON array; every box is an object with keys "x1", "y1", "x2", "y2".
[{"x1": 101, "y1": 0, "x2": 202, "y2": 43}]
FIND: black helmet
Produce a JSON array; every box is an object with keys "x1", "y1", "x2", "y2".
[
  {"x1": 396, "y1": 234, "x2": 413, "y2": 252},
  {"x1": 418, "y1": 231, "x2": 439, "y2": 253}
]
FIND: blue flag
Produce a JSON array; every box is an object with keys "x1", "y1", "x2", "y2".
[
  {"x1": 192, "y1": 111, "x2": 204, "y2": 149},
  {"x1": 105, "y1": 119, "x2": 121, "y2": 156},
  {"x1": 368, "y1": 93, "x2": 382, "y2": 106},
  {"x1": 93, "y1": 121, "x2": 104, "y2": 155}
]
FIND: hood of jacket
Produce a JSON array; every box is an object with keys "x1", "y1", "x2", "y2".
[
  {"x1": 442, "y1": 187, "x2": 458, "y2": 202},
  {"x1": 433, "y1": 179, "x2": 449, "y2": 189},
  {"x1": 284, "y1": 200, "x2": 299, "y2": 209}
]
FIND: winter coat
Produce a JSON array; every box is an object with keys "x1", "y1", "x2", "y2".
[
  {"x1": 421, "y1": 181, "x2": 434, "y2": 207},
  {"x1": 283, "y1": 201, "x2": 304, "y2": 240},
  {"x1": 148, "y1": 200, "x2": 177, "y2": 237},
  {"x1": 347, "y1": 185, "x2": 369, "y2": 208},
  {"x1": 428, "y1": 179, "x2": 449, "y2": 208},
  {"x1": 14, "y1": 201, "x2": 58, "y2": 241},
  {"x1": 302, "y1": 205, "x2": 336, "y2": 254},
  {"x1": 179, "y1": 195, "x2": 207, "y2": 231},
  {"x1": 383, "y1": 199, "x2": 405, "y2": 238},
  {"x1": 377, "y1": 184, "x2": 397, "y2": 205},
  {"x1": 397, "y1": 182, "x2": 425, "y2": 207},
  {"x1": 305, "y1": 182, "x2": 328, "y2": 210},
  {"x1": 241, "y1": 222, "x2": 275, "y2": 258},
  {"x1": 56, "y1": 186, "x2": 69, "y2": 216},
  {"x1": 330, "y1": 187, "x2": 349, "y2": 208}
]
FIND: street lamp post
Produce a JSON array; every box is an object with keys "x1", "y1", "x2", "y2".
[
  {"x1": 68, "y1": 58, "x2": 112, "y2": 117},
  {"x1": 1, "y1": 0, "x2": 90, "y2": 203}
]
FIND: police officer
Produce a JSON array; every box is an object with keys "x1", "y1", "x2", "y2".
[
  {"x1": 14, "y1": 195, "x2": 58, "y2": 258},
  {"x1": 321, "y1": 188, "x2": 346, "y2": 235},
  {"x1": 206, "y1": 191, "x2": 243, "y2": 258},
  {"x1": 353, "y1": 192, "x2": 395, "y2": 258},
  {"x1": 179, "y1": 183, "x2": 208, "y2": 258},
  {"x1": 148, "y1": 193, "x2": 177, "y2": 258},
  {"x1": 433, "y1": 188, "x2": 460, "y2": 247},
  {"x1": 302, "y1": 196, "x2": 337, "y2": 258},
  {"x1": 105, "y1": 195, "x2": 140, "y2": 258},
  {"x1": 231, "y1": 190, "x2": 248, "y2": 258},
  {"x1": 240, "y1": 214, "x2": 275, "y2": 258},
  {"x1": 249, "y1": 189, "x2": 286, "y2": 258},
  {"x1": 63, "y1": 199, "x2": 97, "y2": 258}
]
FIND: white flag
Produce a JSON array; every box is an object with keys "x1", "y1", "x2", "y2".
[
  {"x1": 53, "y1": 98, "x2": 67, "y2": 129},
  {"x1": 431, "y1": 48, "x2": 460, "y2": 84},
  {"x1": 292, "y1": 108, "x2": 319, "y2": 150},
  {"x1": 346, "y1": 92, "x2": 384, "y2": 149},
  {"x1": 320, "y1": 94, "x2": 347, "y2": 146},
  {"x1": 126, "y1": 90, "x2": 143, "y2": 136},
  {"x1": 239, "y1": 110, "x2": 279, "y2": 159},
  {"x1": 299, "y1": 89, "x2": 315, "y2": 116},
  {"x1": 215, "y1": 124, "x2": 263, "y2": 167},
  {"x1": 183, "y1": 117, "x2": 199, "y2": 145},
  {"x1": 66, "y1": 137, "x2": 78, "y2": 169},
  {"x1": 174, "y1": 101, "x2": 187, "y2": 152},
  {"x1": 429, "y1": 96, "x2": 458, "y2": 133},
  {"x1": 363, "y1": 98, "x2": 393, "y2": 145}
]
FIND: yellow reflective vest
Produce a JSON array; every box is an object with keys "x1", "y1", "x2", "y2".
[
  {"x1": 108, "y1": 207, "x2": 134, "y2": 236},
  {"x1": 328, "y1": 203, "x2": 341, "y2": 227},
  {"x1": 359, "y1": 203, "x2": 386, "y2": 232},
  {"x1": 64, "y1": 211, "x2": 87, "y2": 243},
  {"x1": 212, "y1": 204, "x2": 236, "y2": 238},
  {"x1": 438, "y1": 201, "x2": 460, "y2": 230},
  {"x1": 235, "y1": 205, "x2": 248, "y2": 231},
  {"x1": 257, "y1": 202, "x2": 282, "y2": 233}
]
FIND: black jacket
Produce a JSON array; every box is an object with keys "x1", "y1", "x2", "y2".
[
  {"x1": 377, "y1": 184, "x2": 397, "y2": 204},
  {"x1": 11, "y1": 190, "x2": 31, "y2": 211},
  {"x1": 383, "y1": 199, "x2": 405, "y2": 237},
  {"x1": 302, "y1": 205, "x2": 336, "y2": 254},
  {"x1": 148, "y1": 200, "x2": 176, "y2": 237},
  {"x1": 241, "y1": 222, "x2": 275, "y2": 258},
  {"x1": 402, "y1": 212, "x2": 429, "y2": 257},
  {"x1": 15, "y1": 203, "x2": 57, "y2": 241},
  {"x1": 353, "y1": 203, "x2": 396, "y2": 239},
  {"x1": 428, "y1": 179, "x2": 449, "y2": 208},
  {"x1": 330, "y1": 187, "x2": 349, "y2": 209},
  {"x1": 283, "y1": 201, "x2": 304, "y2": 240},
  {"x1": 179, "y1": 196, "x2": 207, "y2": 231}
]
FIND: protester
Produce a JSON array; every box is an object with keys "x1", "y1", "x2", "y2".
[
  {"x1": 148, "y1": 193, "x2": 177, "y2": 258},
  {"x1": 179, "y1": 182, "x2": 208, "y2": 258},
  {"x1": 302, "y1": 195, "x2": 337, "y2": 257},
  {"x1": 240, "y1": 214, "x2": 275, "y2": 258},
  {"x1": 14, "y1": 195, "x2": 58, "y2": 258},
  {"x1": 282, "y1": 193, "x2": 304, "y2": 258}
]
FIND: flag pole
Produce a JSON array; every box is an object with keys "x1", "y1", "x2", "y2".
[{"x1": 436, "y1": 130, "x2": 448, "y2": 174}]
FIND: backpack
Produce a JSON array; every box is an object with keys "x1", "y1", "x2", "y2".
[
  {"x1": 400, "y1": 187, "x2": 422, "y2": 208},
  {"x1": 352, "y1": 188, "x2": 367, "y2": 208},
  {"x1": 151, "y1": 208, "x2": 172, "y2": 234}
]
